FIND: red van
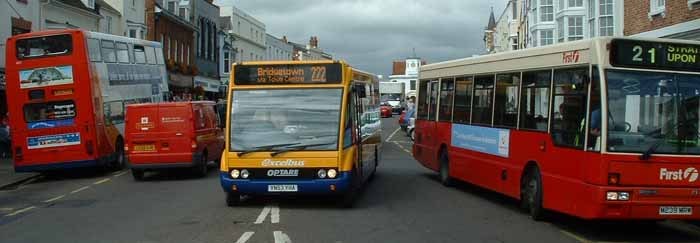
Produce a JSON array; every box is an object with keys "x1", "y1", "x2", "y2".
[{"x1": 125, "y1": 101, "x2": 224, "y2": 180}]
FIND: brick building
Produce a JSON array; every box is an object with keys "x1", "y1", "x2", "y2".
[
  {"x1": 146, "y1": 0, "x2": 197, "y2": 97},
  {"x1": 625, "y1": 0, "x2": 700, "y2": 40}
]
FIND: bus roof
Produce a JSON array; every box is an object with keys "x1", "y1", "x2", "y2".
[
  {"x1": 8, "y1": 29, "x2": 162, "y2": 48},
  {"x1": 420, "y1": 36, "x2": 700, "y2": 79}
]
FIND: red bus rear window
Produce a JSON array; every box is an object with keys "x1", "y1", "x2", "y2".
[
  {"x1": 23, "y1": 100, "x2": 76, "y2": 123},
  {"x1": 16, "y1": 34, "x2": 72, "y2": 59}
]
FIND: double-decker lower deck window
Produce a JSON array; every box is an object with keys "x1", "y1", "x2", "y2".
[{"x1": 24, "y1": 100, "x2": 76, "y2": 123}]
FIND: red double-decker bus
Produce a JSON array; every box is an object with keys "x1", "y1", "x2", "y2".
[
  {"x1": 414, "y1": 37, "x2": 700, "y2": 220},
  {"x1": 5, "y1": 29, "x2": 169, "y2": 172}
]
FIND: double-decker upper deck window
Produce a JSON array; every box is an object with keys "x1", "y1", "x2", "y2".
[
  {"x1": 133, "y1": 45, "x2": 146, "y2": 64},
  {"x1": 101, "y1": 40, "x2": 116, "y2": 63},
  {"x1": 116, "y1": 42, "x2": 129, "y2": 63},
  {"x1": 16, "y1": 34, "x2": 72, "y2": 59}
]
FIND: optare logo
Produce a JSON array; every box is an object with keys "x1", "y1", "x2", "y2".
[
  {"x1": 267, "y1": 169, "x2": 299, "y2": 177},
  {"x1": 660, "y1": 168, "x2": 699, "y2": 183}
]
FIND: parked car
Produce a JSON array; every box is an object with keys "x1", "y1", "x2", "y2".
[
  {"x1": 380, "y1": 103, "x2": 392, "y2": 118},
  {"x1": 125, "y1": 101, "x2": 225, "y2": 180}
]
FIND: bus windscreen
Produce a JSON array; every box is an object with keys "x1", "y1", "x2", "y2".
[
  {"x1": 234, "y1": 63, "x2": 342, "y2": 85},
  {"x1": 16, "y1": 34, "x2": 73, "y2": 59},
  {"x1": 610, "y1": 39, "x2": 699, "y2": 72}
]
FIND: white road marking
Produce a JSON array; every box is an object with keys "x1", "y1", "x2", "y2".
[
  {"x1": 235, "y1": 232, "x2": 255, "y2": 243},
  {"x1": 5, "y1": 206, "x2": 36, "y2": 217},
  {"x1": 112, "y1": 171, "x2": 128, "y2": 177},
  {"x1": 254, "y1": 206, "x2": 272, "y2": 224},
  {"x1": 43, "y1": 195, "x2": 66, "y2": 203},
  {"x1": 71, "y1": 186, "x2": 90, "y2": 194},
  {"x1": 273, "y1": 231, "x2": 292, "y2": 243},
  {"x1": 0, "y1": 208, "x2": 14, "y2": 211},
  {"x1": 385, "y1": 127, "x2": 401, "y2": 142},
  {"x1": 93, "y1": 178, "x2": 111, "y2": 185},
  {"x1": 559, "y1": 229, "x2": 589, "y2": 243},
  {"x1": 270, "y1": 205, "x2": 280, "y2": 224}
]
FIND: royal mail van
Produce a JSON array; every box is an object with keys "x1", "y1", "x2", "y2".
[{"x1": 125, "y1": 101, "x2": 224, "y2": 180}]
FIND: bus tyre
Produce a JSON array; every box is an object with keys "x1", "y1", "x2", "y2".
[
  {"x1": 131, "y1": 169, "x2": 145, "y2": 181},
  {"x1": 112, "y1": 140, "x2": 126, "y2": 170},
  {"x1": 409, "y1": 129, "x2": 415, "y2": 141},
  {"x1": 439, "y1": 150, "x2": 454, "y2": 187},
  {"x1": 226, "y1": 192, "x2": 241, "y2": 207},
  {"x1": 522, "y1": 167, "x2": 545, "y2": 221},
  {"x1": 193, "y1": 153, "x2": 208, "y2": 178}
]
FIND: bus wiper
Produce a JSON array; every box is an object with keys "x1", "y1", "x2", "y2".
[
  {"x1": 640, "y1": 140, "x2": 663, "y2": 161},
  {"x1": 237, "y1": 143, "x2": 300, "y2": 157},
  {"x1": 270, "y1": 142, "x2": 337, "y2": 157}
]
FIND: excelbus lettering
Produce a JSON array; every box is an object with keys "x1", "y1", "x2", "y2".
[{"x1": 261, "y1": 159, "x2": 305, "y2": 167}]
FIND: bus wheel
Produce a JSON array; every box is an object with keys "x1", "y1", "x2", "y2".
[
  {"x1": 193, "y1": 152, "x2": 208, "y2": 178},
  {"x1": 439, "y1": 150, "x2": 454, "y2": 187},
  {"x1": 522, "y1": 167, "x2": 545, "y2": 221},
  {"x1": 131, "y1": 169, "x2": 145, "y2": 181},
  {"x1": 226, "y1": 192, "x2": 241, "y2": 207}
]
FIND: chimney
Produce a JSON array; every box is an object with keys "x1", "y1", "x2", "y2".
[
  {"x1": 309, "y1": 36, "x2": 318, "y2": 49},
  {"x1": 282, "y1": 36, "x2": 288, "y2": 43}
]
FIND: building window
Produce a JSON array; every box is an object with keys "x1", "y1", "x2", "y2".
[
  {"x1": 87, "y1": 0, "x2": 95, "y2": 8},
  {"x1": 588, "y1": 0, "x2": 596, "y2": 37},
  {"x1": 540, "y1": 0, "x2": 554, "y2": 22},
  {"x1": 167, "y1": 1, "x2": 177, "y2": 12},
  {"x1": 568, "y1": 0, "x2": 582, "y2": 7},
  {"x1": 540, "y1": 30, "x2": 553, "y2": 45},
  {"x1": 410, "y1": 80, "x2": 417, "y2": 90},
  {"x1": 223, "y1": 51, "x2": 231, "y2": 74},
  {"x1": 106, "y1": 16, "x2": 112, "y2": 33},
  {"x1": 174, "y1": 39, "x2": 178, "y2": 62},
  {"x1": 650, "y1": 0, "x2": 665, "y2": 16},
  {"x1": 567, "y1": 16, "x2": 583, "y2": 41},
  {"x1": 599, "y1": 0, "x2": 614, "y2": 36},
  {"x1": 557, "y1": 18, "x2": 565, "y2": 42}
]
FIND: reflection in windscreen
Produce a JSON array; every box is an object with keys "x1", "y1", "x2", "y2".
[
  {"x1": 607, "y1": 70, "x2": 700, "y2": 155},
  {"x1": 16, "y1": 35, "x2": 72, "y2": 59},
  {"x1": 229, "y1": 88, "x2": 343, "y2": 151}
]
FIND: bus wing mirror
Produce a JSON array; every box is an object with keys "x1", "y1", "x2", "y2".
[{"x1": 354, "y1": 84, "x2": 367, "y2": 98}]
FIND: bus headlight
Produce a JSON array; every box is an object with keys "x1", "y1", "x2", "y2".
[
  {"x1": 241, "y1": 169, "x2": 250, "y2": 179},
  {"x1": 230, "y1": 169, "x2": 240, "y2": 179},
  {"x1": 327, "y1": 169, "x2": 337, "y2": 179},
  {"x1": 606, "y1": 191, "x2": 630, "y2": 201},
  {"x1": 317, "y1": 169, "x2": 327, "y2": 179}
]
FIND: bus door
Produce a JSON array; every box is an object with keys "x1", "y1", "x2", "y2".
[
  {"x1": 351, "y1": 83, "x2": 365, "y2": 179},
  {"x1": 416, "y1": 80, "x2": 440, "y2": 168}
]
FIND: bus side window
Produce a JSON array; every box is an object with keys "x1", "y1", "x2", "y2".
[
  {"x1": 87, "y1": 38, "x2": 101, "y2": 62},
  {"x1": 155, "y1": 47, "x2": 165, "y2": 65},
  {"x1": 519, "y1": 70, "x2": 552, "y2": 131},
  {"x1": 417, "y1": 80, "x2": 429, "y2": 120},
  {"x1": 587, "y1": 66, "x2": 601, "y2": 151},
  {"x1": 101, "y1": 40, "x2": 116, "y2": 63},
  {"x1": 495, "y1": 73, "x2": 520, "y2": 128},
  {"x1": 472, "y1": 75, "x2": 495, "y2": 126},
  {"x1": 115, "y1": 42, "x2": 129, "y2": 64},
  {"x1": 343, "y1": 93, "x2": 355, "y2": 148},
  {"x1": 438, "y1": 78, "x2": 455, "y2": 122},
  {"x1": 145, "y1": 46, "x2": 157, "y2": 65},
  {"x1": 550, "y1": 68, "x2": 589, "y2": 149},
  {"x1": 427, "y1": 80, "x2": 439, "y2": 121},
  {"x1": 453, "y1": 76, "x2": 473, "y2": 124}
]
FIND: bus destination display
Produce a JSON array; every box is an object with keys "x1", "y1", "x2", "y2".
[
  {"x1": 611, "y1": 39, "x2": 699, "y2": 72},
  {"x1": 234, "y1": 63, "x2": 342, "y2": 85}
]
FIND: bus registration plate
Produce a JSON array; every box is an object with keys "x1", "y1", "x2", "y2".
[
  {"x1": 268, "y1": 185, "x2": 298, "y2": 192},
  {"x1": 659, "y1": 206, "x2": 692, "y2": 215},
  {"x1": 134, "y1": 144, "x2": 155, "y2": 152}
]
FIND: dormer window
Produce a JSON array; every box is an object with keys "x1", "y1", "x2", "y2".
[
  {"x1": 86, "y1": 0, "x2": 95, "y2": 9},
  {"x1": 649, "y1": 0, "x2": 665, "y2": 17}
]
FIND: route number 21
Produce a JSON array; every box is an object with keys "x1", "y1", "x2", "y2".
[{"x1": 632, "y1": 45, "x2": 656, "y2": 64}]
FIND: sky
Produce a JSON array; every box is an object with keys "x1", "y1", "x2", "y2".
[{"x1": 215, "y1": 0, "x2": 509, "y2": 77}]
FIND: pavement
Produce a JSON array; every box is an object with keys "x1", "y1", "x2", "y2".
[
  {"x1": 0, "y1": 119, "x2": 698, "y2": 242},
  {"x1": 0, "y1": 158, "x2": 40, "y2": 190}
]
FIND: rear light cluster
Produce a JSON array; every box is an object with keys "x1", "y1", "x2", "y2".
[{"x1": 606, "y1": 191, "x2": 630, "y2": 201}]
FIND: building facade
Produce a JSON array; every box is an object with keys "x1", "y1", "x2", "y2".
[
  {"x1": 103, "y1": 0, "x2": 148, "y2": 38},
  {"x1": 388, "y1": 57, "x2": 426, "y2": 99},
  {"x1": 218, "y1": 16, "x2": 235, "y2": 85},
  {"x1": 625, "y1": 0, "x2": 700, "y2": 40},
  {"x1": 146, "y1": 0, "x2": 197, "y2": 98},
  {"x1": 220, "y1": 6, "x2": 266, "y2": 62},
  {"x1": 266, "y1": 34, "x2": 293, "y2": 61},
  {"x1": 193, "y1": 0, "x2": 220, "y2": 99},
  {"x1": 290, "y1": 37, "x2": 332, "y2": 61},
  {"x1": 494, "y1": 0, "x2": 522, "y2": 53},
  {"x1": 520, "y1": 0, "x2": 623, "y2": 49},
  {"x1": 42, "y1": 0, "x2": 101, "y2": 31}
]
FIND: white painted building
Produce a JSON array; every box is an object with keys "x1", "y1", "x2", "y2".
[
  {"x1": 492, "y1": 0, "x2": 522, "y2": 53},
  {"x1": 103, "y1": 0, "x2": 148, "y2": 38},
  {"x1": 266, "y1": 34, "x2": 293, "y2": 61},
  {"x1": 220, "y1": 6, "x2": 266, "y2": 62},
  {"x1": 525, "y1": 0, "x2": 623, "y2": 48},
  {"x1": 388, "y1": 57, "x2": 423, "y2": 99},
  {"x1": 0, "y1": 0, "x2": 41, "y2": 76}
]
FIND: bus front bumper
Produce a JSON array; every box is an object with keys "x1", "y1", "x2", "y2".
[
  {"x1": 219, "y1": 171, "x2": 352, "y2": 195},
  {"x1": 582, "y1": 184, "x2": 700, "y2": 220}
]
